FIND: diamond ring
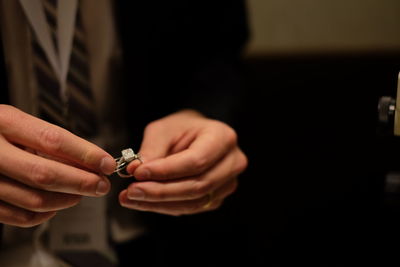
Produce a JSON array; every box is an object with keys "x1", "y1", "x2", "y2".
[{"x1": 114, "y1": 148, "x2": 142, "y2": 177}]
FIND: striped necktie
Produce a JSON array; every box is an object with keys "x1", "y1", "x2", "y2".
[
  {"x1": 30, "y1": 1, "x2": 115, "y2": 266},
  {"x1": 32, "y1": 0, "x2": 98, "y2": 138}
]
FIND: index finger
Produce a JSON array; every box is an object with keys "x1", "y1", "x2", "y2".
[
  {"x1": 0, "y1": 106, "x2": 115, "y2": 174},
  {"x1": 134, "y1": 131, "x2": 235, "y2": 180}
]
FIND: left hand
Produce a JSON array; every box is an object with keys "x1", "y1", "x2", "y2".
[{"x1": 119, "y1": 110, "x2": 248, "y2": 216}]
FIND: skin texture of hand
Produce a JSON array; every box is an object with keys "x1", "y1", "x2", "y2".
[
  {"x1": 119, "y1": 110, "x2": 248, "y2": 216},
  {"x1": 0, "y1": 105, "x2": 116, "y2": 227}
]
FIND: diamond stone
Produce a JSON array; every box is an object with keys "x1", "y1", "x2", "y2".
[{"x1": 121, "y1": 148, "x2": 136, "y2": 162}]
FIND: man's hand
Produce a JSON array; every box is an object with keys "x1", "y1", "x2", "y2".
[
  {"x1": 119, "y1": 110, "x2": 248, "y2": 216},
  {"x1": 0, "y1": 105, "x2": 116, "y2": 227}
]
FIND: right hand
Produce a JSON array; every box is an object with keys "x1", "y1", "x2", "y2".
[{"x1": 0, "y1": 105, "x2": 116, "y2": 227}]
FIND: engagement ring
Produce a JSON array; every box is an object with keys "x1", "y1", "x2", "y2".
[{"x1": 114, "y1": 148, "x2": 142, "y2": 177}]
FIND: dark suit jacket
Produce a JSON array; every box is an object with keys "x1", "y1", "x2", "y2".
[
  {"x1": 116, "y1": 0, "x2": 248, "y2": 133},
  {"x1": 0, "y1": 1, "x2": 249, "y2": 266},
  {"x1": 1, "y1": 0, "x2": 248, "y2": 119}
]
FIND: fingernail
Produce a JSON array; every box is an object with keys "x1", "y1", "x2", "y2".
[
  {"x1": 100, "y1": 157, "x2": 116, "y2": 175},
  {"x1": 135, "y1": 168, "x2": 151, "y2": 179},
  {"x1": 128, "y1": 188, "x2": 145, "y2": 200},
  {"x1": 96, "y1": 180, "x2": 109, "y2": 195}
]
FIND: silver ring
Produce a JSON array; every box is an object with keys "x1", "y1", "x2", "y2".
[{"x1": 114, "y1": 148, "x2": 142, "y2": 177}]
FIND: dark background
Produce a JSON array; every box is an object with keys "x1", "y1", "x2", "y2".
[
  {"x1": 118, "y1": 54, "x2": 400, "y2": 267},
  {"x1": 236, "y1": 53, "x2": 400, "y2": 266}
]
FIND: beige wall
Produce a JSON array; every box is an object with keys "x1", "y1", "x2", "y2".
[{"x1": 246, "y1": 0, "x2": 400, "y2": 56}]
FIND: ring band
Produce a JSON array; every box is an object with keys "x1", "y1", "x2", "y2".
[{"x1": 203, "y1": 192, "x2": 214, "y2": 209}]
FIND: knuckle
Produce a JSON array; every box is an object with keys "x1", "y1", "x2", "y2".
[
  {"x1": 30, "y1": 162, "x2": 55, "y2": 187},
  {"x1": 80, "y1": 149, "x2": 96, "y2": 166},
  {"x1": 190, "y1": 180, "x2": 212, "y2": 198},
  {"x1": 28, "y1": 194, "x2": 48, "y2": 212},
  {"x1": 211, "y1": 121, "x2": 238, "y2": 146},
  {"x1": 225, "y1": 126, "x2": 238, "y2": 146},
  {"x1": 38, "y1": 127, "x2": 62, "y2": 153},
  {"x1": 151, "y1": 188, "x2": 166, "y2": 201},
  {"x1": 77, "y1": 175, "x2": 96, "y2": 195},
  {"x1": 235, "y1": 151, "x2": 248, "y2": 174},
  {"x1": 144, "y1": 120, "x2": 163, "y2": 134},
  {"x1": 15, "y1": 211, "x2": 38, "y2": 228},
  {"x1": 189, "y1": 154, "x2": 209, "y2": 172},
  {"x1": 0, "y1": 105, "x2": 16, "y2": 130}
]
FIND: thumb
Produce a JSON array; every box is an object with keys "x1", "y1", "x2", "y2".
[{"x1": 126, "y1": 123, "x2": 172, "y2": 175}]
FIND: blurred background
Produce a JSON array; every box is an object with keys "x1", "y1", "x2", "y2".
[
  {"x1": 234, "y1": 0, "x2": 400, "y2": 265},
  {"x1": 246, "y1": 0, "x2": 400, "y2": 55}
]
